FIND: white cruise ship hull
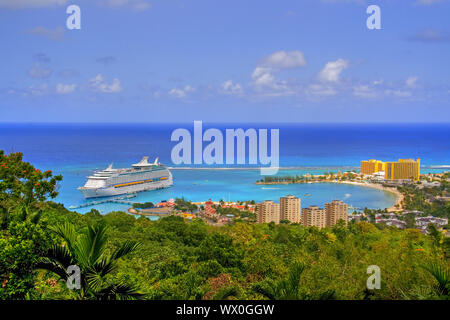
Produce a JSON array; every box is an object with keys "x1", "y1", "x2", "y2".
[
  {"x1": 78, "y1": 157, "x2": 173, "y2": 199},
  {"x1": 79, "y1": 176, "x2": 173, "y2": 199}
]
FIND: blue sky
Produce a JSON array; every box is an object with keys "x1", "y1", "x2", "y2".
[{"x1": 0, "y1": 0, "x2": 449, "y2": 123}]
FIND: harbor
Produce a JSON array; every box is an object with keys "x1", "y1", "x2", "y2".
[{"x1": 68, "y1": 193, "x2": 137, "y2": 210}]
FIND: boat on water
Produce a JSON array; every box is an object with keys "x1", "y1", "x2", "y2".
[{"x1": 78, "y1": 156, "x2": 173, "y2": 199}]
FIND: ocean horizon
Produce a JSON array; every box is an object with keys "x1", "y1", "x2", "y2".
[{"x1": 1, "y1": 122, "x2": 448, "y2": 214}]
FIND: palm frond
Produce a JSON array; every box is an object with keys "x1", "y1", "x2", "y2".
[
  {"x1": 253, "y1": 282, "x2": 277, "y2": 300},
  {"x1": 211, "y1": 286, "x2": 239, "y2": 300},
  {"x1": 111, "y1": 240, "x2": 141, "y2": 261},
  {"x1": 94, "y1": 282, "x2": 144, "y2": 300},
  {"x1": 91, "y1": 257, "x2": 116, "y2": 278},
  {"x1": 253, "y1": 262, "x2": 306, "y2": 300},
  {"x1": 50, "y1": 222, "x2": 78, "y2": 252},
  {"x1": 43, "y1": 244, "x2": 75, "y2": 269},
  {"x1": 37, "y1": 221, "x2": 143, "y2": 300},
  {"x1": 421, "y1": 263, "x2": 450, "y2": 296},
  {"x1": 75, "y1": 224, "x2": 108, "y2": 267},
  {"x1": 85, "y1": 272, "x2": 105, "y2": 293},
  {"x1": 286, "y1": 261, "x2": 305, "y2": 295},
  {"x1": 316, "y1": 289, "x2": 336, "y2": 300},
  {"x1": 35, "y1": 258, "x2": 69, "y2": 280}
]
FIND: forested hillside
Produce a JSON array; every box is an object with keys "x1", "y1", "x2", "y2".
[{"x1": 1, "y1": 151, "x2": 449, "y2": 300}]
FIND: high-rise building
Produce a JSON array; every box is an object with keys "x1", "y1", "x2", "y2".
[
  {"x1": 360, "y1": 159, "x2": 385, "y2": 175},
  {"x1": 256, "y1": 200, "x2": 280, "y2": 224},
  {"x1": 325, "y1": 200, "x2": 348, "y2": 226},
  {"x1": 384, "y1": 158, "x2": 420, "y2": 181},
  {"x1": 280, "y1": 195, "x2": 301, "y2": 223},
  {"x1": 302, "y1": 205, "x2": 326, "y2": 228}
]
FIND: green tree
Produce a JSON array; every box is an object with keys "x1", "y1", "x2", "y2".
[
  {"x1": 0, "y1": 151, "x2": 62, "y2": 215},
  {"x1": 37, "y1": 222, "x2": 142, "y2": 300},
  {"x1": 0, "y1": 151, "x2": 62, "y2": 299},
  {"x1": 427, "y1": 224, "x2": 442, "y2": 249},
  {"x1": 254, "y1": 262, "x2": 335, "y2": 300},
  {"x1": 0, "y1": 219, "x2": 53, "y2": 299},
  {"x1": 420, "y1": 263, "x2": 449, "y2": 298}
]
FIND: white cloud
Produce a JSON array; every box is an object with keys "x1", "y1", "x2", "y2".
[
  {"x1": 251, "y1": 67, "x2": 276, "y2": 87},
  {"x1": 306, "y1": 83, "x2": 337, "y2": 97},
  {"x1": 0, "y1": 0, "x2": 67, "y2": 9},
  {"x1": 250, "y1": 50, "x2": 306, "y2": 95},
  {"x1": 89, "y1": 74, "x2": 122, "y2": 93},
  {"x1": 28, "y1": 63, "x2": 52, "y2": 79},
  {"x1": 169, "y1": 85, "x2": 194, "y2": 99},
  {"x1": 303, "y1": 58, "x2": 349, "y2": 98},
  {"x1": 26, "y1": 26, "x2": 65, "y2": 41},
  {"x1": 261, "y1": 50, "x2": 306, "y2": 69},
  {"x1": 353, "y1": 85, "x2": 378, "y2": 98},
  {"x1": 318, "y1": 58, "x2": 348, "y2": 83},
  {"x1": 56, "y1": 83, "x2": 76, "y2": 94},
  {"x1": 385, "y1": 89, "x2": 412, "y2": 98},
  {"x1": 220, "y1": 80, "x2": 243, "y2": 96},
  {"x1": 169, "y1": 88, "x2": 186, "y2": 98},
  {"x1": 372, "y1": 79, "x2": 384, "y2": 86},
  {"x1": 28, "y1": 83, "x2": 49, "y2": 96},
  {"x1": 406, "y1": 76, "x2": 419, "y2": 88}
]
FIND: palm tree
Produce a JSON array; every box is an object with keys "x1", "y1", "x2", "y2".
[
  {"x1": 210, "y1": 286, "x2": 240, "y2": 300},
  {"x1": 421, "y1": 263, "x2": 449, "y2": 298},
  {"x1": 254, "y1": 262, "x2": 335, "y2": 300},
  {"x1": 36, "y1": 222, "x2": 142, "y2": 300}
]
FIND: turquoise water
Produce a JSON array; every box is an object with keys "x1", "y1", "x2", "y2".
[
  {"x1": 0, "y1": 123, "x2": 448, "y2": 214},
  {"x1": 55, "y1": 167, "x2": 397, "y2": 214}
]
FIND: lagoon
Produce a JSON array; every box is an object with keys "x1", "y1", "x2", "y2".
[
  {"x1": 55, "y1": 167, "x2": 397, "y2": 214},
  {"x1": 0, "y1": 123, "x2": 448, "y2": 214}
]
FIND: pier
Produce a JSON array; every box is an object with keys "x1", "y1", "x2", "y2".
[{"x1": 69, "y1": 193, "x2": 137, "y2": 210}]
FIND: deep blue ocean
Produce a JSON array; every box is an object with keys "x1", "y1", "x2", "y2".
[{"x1": 0, "y1": 123, "x2": 448, "y2": 214}]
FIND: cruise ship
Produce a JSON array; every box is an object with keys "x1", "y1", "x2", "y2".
[{"x1": 78, "y1": 157, "x2": 173, "y2": 198}]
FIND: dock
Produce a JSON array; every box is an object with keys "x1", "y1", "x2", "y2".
[{"x1": 69, "y1": 193, "x2": 137, "y2": 210}]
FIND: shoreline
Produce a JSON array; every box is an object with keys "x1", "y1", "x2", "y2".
[
  {"x1": 256, "y1": 180, "x2": 403, "y2": 211},
  {"x1": 327, "y1": 181, "x2": 403, "y2": 212}
]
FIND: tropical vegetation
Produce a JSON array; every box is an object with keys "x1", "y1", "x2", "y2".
[{"x1": 0, "y1": 151, "x2": 449, "y2": 300}]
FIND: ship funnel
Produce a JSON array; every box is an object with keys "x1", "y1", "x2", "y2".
[
  {"x1": 153, "y1": 157, "x2": 159, "y2": 165},
  {"x1": 105, "y1": 163, "x2": 114, "y2": 171},
  {"x1": 132, "y1": 156, "x2": 152, "y2": 167}
]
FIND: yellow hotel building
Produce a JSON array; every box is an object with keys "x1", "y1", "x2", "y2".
[
  {"x1": 360, "y1": 159, "x2": 385, "y2": 175},
  {"x1": 360, "y1": 158, "x2": 420, "y2": 181},
  {"x1": 385, "y1": 158, "x2": 421, "y2": 181}
]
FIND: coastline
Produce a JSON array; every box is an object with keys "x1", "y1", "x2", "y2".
[
  {"x1": 326, "y1": 181, "x2": 403, "y2": 212},
  {"x1": 256, "y1": 180, "x2": 403, "y2": 212}
]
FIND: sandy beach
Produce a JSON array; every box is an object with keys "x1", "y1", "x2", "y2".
[
  {"x1": 317, "y1": 180, "x2": 403, "y2": 212},
  {"x1": 257, "y1": 180, "x2": 404, "y2": 211}
]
